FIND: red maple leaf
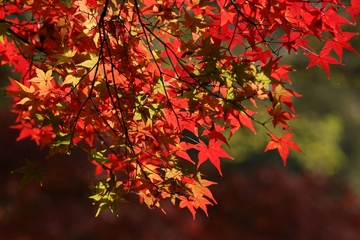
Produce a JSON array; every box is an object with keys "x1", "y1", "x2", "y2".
[
  {"x1": 11, "y1": 122, "x2": 41, "y2": 145},
  {"x1": 242, "y1": 47, "x2": 273, "y2": 65},
  {"x1": 194, "y1": 139, "x2": 234, "y2": 176},
  {"x1": 305, "y1": 48, "x2": 342, "y2": 79},
  {"x1": 202, "y1": 124, "x2": 230, "y2": 147},
  {"x1": 227, "y1": 109, "x2": 257, "y2": 138},
  {"x1": 239, "y1": 111, "x2": 257, "y2": 135},
  {"x1": 323, "y1": 30, "x2": 359, "y2": 61},
  {"x1": 264, "y1": 133, "x2": 303, "y2": 166},
  {"x1": 322, "y1": 7, "x2": 351, "y2": 30},
  {"x1": 219, "y1": 8, "x2": 237, "y2": 26},
  {"x1": 266, "y1": 105, "x2": 300, "y2": 131},
  {"x1": 87, "y1": 0, "x2": 98, "y2": 8},
  {"x1": 280, "y1": 31, "x2": 313, "y2": 54},
  {"x1": 346, "y1": 0, "x2": 360, "y2": 21}
]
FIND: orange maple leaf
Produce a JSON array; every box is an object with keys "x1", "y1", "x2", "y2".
[
  {"x1": 179, "y1": 196, "x2": 196, "y2": 220},
  {"x1": 264, "y1": 133, "x2": 303, "y2": 166}
]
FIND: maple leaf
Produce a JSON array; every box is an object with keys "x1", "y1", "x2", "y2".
[
  {"x1": 264, "y1": 133, "x2": 303, "y2": 166},
  {"x1": 62, "y1": 74, "x2": 81, "y2": 87},
  {"x1": 52, "y1": 47, "x2": 76, "y2": 65},
  {"x1": 194, "y1": 139, "x2": 234, "y2": 176},
  {"x1": 179, "y1": 196, "x2": 196, "y2": 220},
  {"x1": 87, "y1": 0, "x2": 97, "y2": 8},
  {"x1": 28, "y1": 68, "x2": 54, "y2": 97},
  {"x1": 202, "y1": 124, "x2": 229, "y2": 147},
  {"x1": 227, "y1": 109, "x2": 257, "y2": 138},
  {"x1": 12, "y1": 159, "x2": 45, "y2": 188},
  {"x1": 12, "y1": 79, "x2": 35, "y2": 94},
  {"x1": 193, "y1": 173, "x2": 217, "y2": 203},
  {"x1": 305, "y1": 48, "x2": 342, "y2": 79},
  {"x1": 266, "y1": 104, "x2": 300, "y2": 131},
  {"x1": 179, "y1": 173, "x2": 217, "y2": 219},
  {"x1": 270, "y1": 59, "x2": 294, "y2": 84},
  {"x1": 346, "y1": 0, "x2": 360, "y2": 21},
  {"x1": 272, "y1": 85, "x2": 302, "y2": 113},
  {"x1": 175, "y1": 149, "x2": 195, "y2": 164},
  {"x1": 192, "y1": 195, "x2": 213, "y2": 217},
  {"x1": 323, "y1": 30, "x2": 359, "y2": 61},
  {"x1": 242, "y1": 47, "x2": 273, "y2": 65},
  {"x1": 280, "y1": 31, "x2": 313, "y2": 54},
  {"x1": 11, "y1": 121, "x2": 41, "y2": 145},
  {"x1": 322, "y1": 7, "x2": 351, "y2": 30},
  {"x1": 238, "y1": 110, "x2": 257, "y2": 135},
  {"x1": 219, "y1": 8, "x2": 237, "y2": 26},
  {"x1": 0, "y1": 22, "x2": 11, "y2": 43}
]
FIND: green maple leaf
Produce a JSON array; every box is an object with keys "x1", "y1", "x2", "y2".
[
  {"x1": 0, "y1": 22, "x2": 11, "y2": 43},
  {"x1": 12, "y1": 159, "x2": 45, "y2": 188}
]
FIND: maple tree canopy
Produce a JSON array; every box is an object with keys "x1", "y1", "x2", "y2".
[{"x1": 1, "y1": 0, "x2": 359, "y2": 219}]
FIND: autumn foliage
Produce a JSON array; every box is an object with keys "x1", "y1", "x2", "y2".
[{"x1": 1, "y1": 0, "x2": 359, "y2": 218}]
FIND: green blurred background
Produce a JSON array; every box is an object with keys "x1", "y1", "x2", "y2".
[{"x1": 1, "y1": 19, "x2": 360, "y2": 240}]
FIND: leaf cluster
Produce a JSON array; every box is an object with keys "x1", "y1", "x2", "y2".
[{"x1": 1, "y1": 0, "x2": 359, "y2": 218}]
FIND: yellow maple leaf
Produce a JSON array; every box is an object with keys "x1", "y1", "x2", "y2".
[
  {"x1": 14, "y1": 81, "x2": 35, "y2": 94},
  {"x1": 27, "y1": 68, "x2": 55, "y2": 97},
  {"x1": 28, "y1": 68, "x2": 53, "y2": 89},
  {"x1": 62, "y1": 74, "x2": 81, "y2": 86}
]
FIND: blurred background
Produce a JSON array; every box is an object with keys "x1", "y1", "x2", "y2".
[{"x1": 1, "y1": 21, "x2": 360, "y2": 240}]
